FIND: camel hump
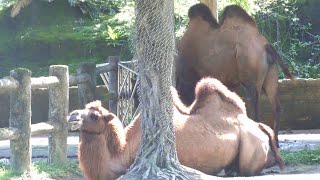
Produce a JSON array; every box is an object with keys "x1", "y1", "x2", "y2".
[
  {"x1": 188, "y1": 3, "x2": 219, "y2": 27},
  {"x1": 220, "y1": 5, "x2": 256, "y2": 27},
  {"x1": 191, "y1": 77, "x2": 246, "y2": 114},
  {"x1": 265, "y1": 44, "x2": 295, "y2": 80},
  {"x1": 258, "y1": 123, "x2": 285, "y2": 170}
]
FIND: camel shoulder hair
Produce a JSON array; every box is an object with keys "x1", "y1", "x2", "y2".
[
  {"x1": 220, "y1": 5, "x2": 257, "y2": 27},
  {"x1": 189, "y1": 78, "x2": 246, "y2": 114}
]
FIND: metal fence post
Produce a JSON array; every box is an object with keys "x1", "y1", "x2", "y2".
[
  {"x1": 9, "y1": 68, "x2": 31, "y2": 173},
  {"x1": 77, "y1": 62, "x2": 96, "y2": 108},
  {"x1": 48, "y1": 65, "x2": 69, "y2": 163},
  {"x1": 108, "y1": 56, "x2": 119, "y2": 114}
]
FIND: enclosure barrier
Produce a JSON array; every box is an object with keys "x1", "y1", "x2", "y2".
[
  {"x1": 0, "y1": 57, "x2": 119, "y2": 173},
  {"x1": 69, "y1": 56, "x2": 119, "y2": 112},
  {"x1": 69, "y1": 56, "x2": 139, "y2": 122},
  {"x1": 0, "y1": 66, "x2": 68, "y2": 173}
]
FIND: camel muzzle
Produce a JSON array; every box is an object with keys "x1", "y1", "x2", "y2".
[{"x1": 68, "y1": 110, "x2": 86, "y2": 130}]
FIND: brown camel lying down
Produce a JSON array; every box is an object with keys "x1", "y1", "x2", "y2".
[
  {"x1": 68, "y1": 78, "x2": 284, "y2": 180},
  {"x1": 176, "y1": 4, "x2": 295, "y2": 147}
]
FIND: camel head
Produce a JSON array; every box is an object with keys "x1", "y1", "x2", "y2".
[
  {"x1": 69, "y1": 101, "x2": 128, "y2": 180},
  {"x1": 68, "y1": 100, "x2": 114, "y2": 134}
]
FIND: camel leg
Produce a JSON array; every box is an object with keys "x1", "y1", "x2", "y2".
[
  {"x1": 264, "y1": 89, "x2": 281, "y2": 148},
  {"x1": 243, "y1": 84, "x2": 261, "y2": 122},
  {"x1": 263, "y1": 65, "x2": 281, "y2": 147},
  {"x1": 254, "y1": 89, "x2": 262, "y2": 122},
  {"x1": 238, "y1": 124, "x2": 269, "y2": 176}
]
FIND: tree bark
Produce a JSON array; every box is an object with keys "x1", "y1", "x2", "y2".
[{"x1": 119, "y1": 0, "x2": 215, "y2": 179}]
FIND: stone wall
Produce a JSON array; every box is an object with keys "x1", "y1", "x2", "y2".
[
  {"x1": 260, "y1": 78, "x2": 320, "y2": 130},
  {"x1": 1, "y1": 79, "x2": 320, "y2": 130}
]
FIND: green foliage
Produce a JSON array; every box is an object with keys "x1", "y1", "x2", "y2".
[
  {"x1": 0, "y1": 0, "x2": 14, "y2": 11},
  {"x1": 1, "y1": 0, "x2": 319, "y2": 78},
  {"x1": 282, "y1": 149, "x2": 320, "y2": 165},
  {"x1": 0, "y1": 0, "x2": 133, "y2": 77},
  {"x1": 69, "y1": 0, "x2": 125, "y2": 19},
  {"x1": 71, "y1": 1, "x2": 134, "y2": 57},
  {"x1": 254, "y1": 0, "x2": 320, "y2": 78},
  {"x1": 174, "y1": 0, "x2": 195, "y2": 39}
]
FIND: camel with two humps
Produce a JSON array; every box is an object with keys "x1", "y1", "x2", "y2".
[
  {"x1": 68, "y1": 77, "x2": 284, "y2": 180},
  {"x1": 176, "y1": 4, "x2": 295, "y2": 147}
]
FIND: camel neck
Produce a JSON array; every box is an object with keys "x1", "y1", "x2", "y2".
[
  {"x1": 119, "y1": 116, "x2": 142, "y2": 169},
  {"x1": 106, "y1": 120, "x2": 126, "y2": 156}
]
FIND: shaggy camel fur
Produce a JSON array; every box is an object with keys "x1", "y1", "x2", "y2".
[
  {"x1": 176, "y1": 4, "x2": 295, "y2": 147},
  {"x1": 68, "y1": 78, "x2": 284, "y2": 180}
]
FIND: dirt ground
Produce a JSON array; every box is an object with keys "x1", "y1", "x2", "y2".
[
  {"x1": 260, "y1": 129, "x2": 320, "y2": 176},
  {"x1": 58, "y1": 129, "x2": 320, "y2": 179},
  {"x1": 1, "y1": 130, "x2": 320, "y2": 179}
]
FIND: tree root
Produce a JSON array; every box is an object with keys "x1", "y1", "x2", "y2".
[{"x1": 118, "y1": 160, "x2": 221, "y2": 180}]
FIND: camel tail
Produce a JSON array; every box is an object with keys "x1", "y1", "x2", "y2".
[
  {"x1": 265, "y1": 44, "x2": 294, "y2": 80},
  {"x1": 258, "y1": 123, "x2": 285, "y2": 170}
]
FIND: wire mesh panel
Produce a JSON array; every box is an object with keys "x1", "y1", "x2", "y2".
[
  {"x1": 98, "y1": 60, "x2": 139, "y2": 125},
  {"x1": 117, "y1": 61, "x2": 140, "y2": 125},
  {"x1": 99, "y1": 71, "x2": 110, "y2": 90}
]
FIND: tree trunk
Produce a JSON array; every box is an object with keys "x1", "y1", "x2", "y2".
[
  {"x1": 199, "y1": 0, "x2": 218, "y2": 20},
  {"x1": 119, "y1": 0, "x2": 217, "y2": 179}
]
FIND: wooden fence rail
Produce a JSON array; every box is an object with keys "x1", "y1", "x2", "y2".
[
  {"x1": 0, "y1": 58, "x2": 118, "y2": 173},
  {"x1": 0, "y1": 66, "x2": 68, "y2": 173}
]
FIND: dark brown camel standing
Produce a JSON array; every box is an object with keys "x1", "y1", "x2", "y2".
[{"x1": 176, "y1": 3, "x2": 294, "y2": 146}]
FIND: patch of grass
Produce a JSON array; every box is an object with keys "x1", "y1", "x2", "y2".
[
  {"x1": 35, "y1": 161, "x2": 82, "y2": 179},
  {"x1": 0, "y1": 160, "x2": 82, "y2": 180},
  {"x1": 0, "y1": 166, "x2": 15, "y2": 180},
  {"x1": 281, "y1": 149, "x2": 320, "y2": 165},
  {"x1": 0, "y1": 164, "x2": 51, "y2": 180}
]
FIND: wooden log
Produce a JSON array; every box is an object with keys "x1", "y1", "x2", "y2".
[
  {"x1": 0, "y1": 127, "x2": 20, "y2": 141},
  {"x1": 31, "y1": 121, "x2": 61, "y2": 136},
  {"x1": 9, "y1": 68, "x2": 32, "y2": 173},
  {"x1": 31, "y1": 76, "x2": 59, "y2": 90},
  {"x1": 108, "y1": 56, "x2": 119, "y2": 114},
  {"x1": 48, "y1": 65, "x2": 69, "y2": 164},
  {"x1": 0, "y1": 77, "x2": 18, "y2": 94},
  {"x1": 77, "y1": 63, "x2": 97, "y2": 108},
  {"x1": 96, "y1": 62, "x2": 117, "y2": 74},
  {"x1": 69, "y1": 73, "x2": 91, "y2": 86}
]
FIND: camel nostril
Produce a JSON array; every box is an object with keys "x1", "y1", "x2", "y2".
[{"x1": 68, "y1": 111, "x2": 81, "y2": 122}]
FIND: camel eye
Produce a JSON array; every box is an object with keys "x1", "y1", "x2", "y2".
[{"x1": 89, "y1": 111, "x2": 99, "y2": 121}]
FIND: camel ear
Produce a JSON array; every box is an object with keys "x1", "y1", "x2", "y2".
[{"x1": 103, "y1": 113, "x2": 115, "y2": 122}]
